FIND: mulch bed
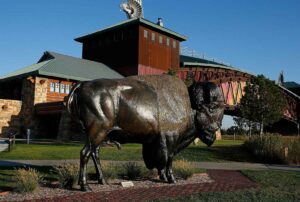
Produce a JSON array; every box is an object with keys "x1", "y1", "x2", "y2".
[{"x1": 1, "y1": 170, "x2": 257, "y2": 202}]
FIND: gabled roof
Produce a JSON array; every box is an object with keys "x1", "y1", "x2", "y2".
[
  {"x1": 0, "y1": 51, "x2": 123, "y2": 81},
  {"x1": 180, "y1": 55, "x2": 227, "y2": 67},
  {"x1": 284, "y1": 81, "x2": 300, "y2": 89},
  {"x1": 278, "y1": 84, "x2": 300, "y2": 100},
  {"x1": 180, "y1": 55, "x2": 254, "y2": 75},
  {"x1": 75, "y1": 18, "x2": 187, "y2": 42}
]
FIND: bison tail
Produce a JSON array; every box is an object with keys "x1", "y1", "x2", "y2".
[{"x1": 66, "y1": 82, "x2": 82, "y2": 121}]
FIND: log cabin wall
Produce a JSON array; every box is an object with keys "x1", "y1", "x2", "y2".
[
  {"x1": 138, "y1": 25, "x2": 180, "y2": 73},
  {"x1": 46, "y1": 78, "x2": 73, "y2": 102}
]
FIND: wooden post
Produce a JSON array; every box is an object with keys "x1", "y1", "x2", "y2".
[
  {"x1": 284, "y1": 147, "x2": 289, "y2": 158},
  {"x1": 7, "y1": 137, "x2": 12, "y2": 152}
]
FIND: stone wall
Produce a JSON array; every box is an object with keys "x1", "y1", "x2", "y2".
[
  {"x1": 34, "y1": 77, "x2": 48, "y2": 104},
  {"x1": 57, "y1": 110, "x2": 83, "y2": 141},
  {"x1": 17, "y1": 76, "x2": 49, "y2": 137},
  {"x1": 0, "y1": 99, "x2": 22, "y2": 136}
]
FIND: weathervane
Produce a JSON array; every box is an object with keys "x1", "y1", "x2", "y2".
[{"x1": 120, "y1": 0, "x2": 143, "y2": 19}]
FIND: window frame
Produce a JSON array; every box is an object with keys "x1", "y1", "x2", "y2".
[
  {"x1": 65, "y1": 84, "x2": 70, "y2": 94},
  {"x1": 159, "y1": 35, "x2": 163, "y2": 44},
  {"x1": 151, "y1": 32, "x2": 156, "y2": 41},
  {"x1": 55, "y1": 83, "x2": 60, "y2": 93},
  {"x1": 60, "y1": 83, "x2": 65, "y2": 94},
  {"x1": 166, "y1": 38, "x2": 170, "y2": 46},
  {"x1": 144, "y1": 30, "x2": 148, "y2": 38},
  {"x1": 50, "y1": 82, "x2": 55, "y2": 92},
  {"x1": 173, "y1": 40, "x2": 177, "y2": 49}
]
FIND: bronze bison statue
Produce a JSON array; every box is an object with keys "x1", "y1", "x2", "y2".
[{"x1": 67, "y1": 75, "x2": 224, "y2": 191}]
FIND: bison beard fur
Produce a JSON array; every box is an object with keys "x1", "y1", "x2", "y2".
[{"x1": 66, "y1": 75, "x2": 224, "y2": 191}]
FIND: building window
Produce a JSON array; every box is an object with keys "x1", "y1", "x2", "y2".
[
  {"x1": 152, "y1": 33, "x2": 156, "y2": 41},
  {"x1": 60, "y1": 84, "x2": 65, "y2": 94},
  {"x1": 55, "y1": 83, "x2": 60, "y2": 93},
  {"x1": 144, "y1": 30, "x2": 148, "y2": 38},
  {"x1": 173, "y1": 40, "x2": 177, "y2": 49},
  {"x1": 166, "y1": 38, "x2": 170, "y2": 46},
  {"x1": 159, "y1": 36, "x2": 163, "y2": 44},
  {"x1": 50, "y1": 83, "x2": 55, "y2": 92},
  {"x1": 66, "y1": 84, "x2": 70, "y2": 94}
]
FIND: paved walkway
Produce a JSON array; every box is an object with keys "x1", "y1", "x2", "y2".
[
  {"x1": 0, "y1": 159, "x2": 299, "y2": 172},
  {"x1": 1, "y1": 160, "x2": 298, "y2": 201},
  {"x1": 0, "y1": 141, "x2": 8, "y2": 152},
  {"x1": 23, "y1": 170, "x2": 257, "y2": 202}
]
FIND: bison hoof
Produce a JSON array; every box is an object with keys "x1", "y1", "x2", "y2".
[
  {"x1": 80, "y1": 184, "x2": 92, "y2": 192},
  {"x1": 168, "y1": 176, "x2": 176, "y2": 184},
  {"x1": 98, "y1": 178, "x2": 107, "y2": 185},
  {"x1": 159, "y1": 174, "x2": 168, "y2": 182}
]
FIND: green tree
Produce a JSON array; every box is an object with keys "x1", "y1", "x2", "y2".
[
  {"x1": 184, "y1": 68, "x2": 195, "y2": 87},
  {"x1": 233, "y1": 116, "x2": 259, "y2": 137},
  {"x1": 238, "y1": 75, "x2": 286, "y2": 136},
  {"x1": 166, "y1": 68, "x2": 177, "y2": 76}
]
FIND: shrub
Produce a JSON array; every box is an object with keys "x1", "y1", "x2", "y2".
[
  {"x1": 52, "y1": 162, "x2": 79, "y2": 189},
  {"x1": 173, "y1": 159, "x2": 194, "y2": 180},
  {"x1": 244, "y1": 134, "x2": 300, "y2": 164},
  {"x1": 141, "y1": 168, "x2": 157, "y2": 179},
  {"x1": 286, "y1": 138, "x2": 300, "y2": 164},
  {"x1": 244, "y1": 134, "x2": 284, "y2": 163},
  {"x1": 119, "y1": 162, "x2": 143, "y2": 180},
  {"x1": 102, "y1": 162, "x2": 118, "y2": 180},
  {"x1": 14, "y1": 167, "x2": 40, "y2": 193}
]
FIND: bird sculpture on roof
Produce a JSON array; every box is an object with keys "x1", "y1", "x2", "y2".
[{"x1": 120, "y1": 0, "x2": 143, "y2": 19}]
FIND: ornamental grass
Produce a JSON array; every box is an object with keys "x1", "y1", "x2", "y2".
[
  {"x1": 173, "y1": 159, "x2": 194, "y2": 180},
  {"x1": 14, "y1": 167, "x2": 40, "y2": 193},
  {"x1": 244, "y1": 134, "x2": 300, "y2": 164},
  {"x1": 52, "y1": 162, "x2": 79, "y2": 189}
]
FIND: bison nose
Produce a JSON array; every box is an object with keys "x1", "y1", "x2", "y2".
[{"x1": 209, "y1": 122, "x2": 219, "y2": 133}]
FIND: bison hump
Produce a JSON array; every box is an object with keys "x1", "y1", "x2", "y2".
[{"x1": 128, "y1": 75, "x2": 193, "y2": 133}]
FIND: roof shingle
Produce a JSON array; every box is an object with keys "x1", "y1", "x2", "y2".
[{"x1": 0, "y1": 51, "x2": 123, "y2": 81}]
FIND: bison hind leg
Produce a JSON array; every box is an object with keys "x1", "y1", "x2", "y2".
[
  {"x1": 91, "y1": 146, "x2": 107, "y2": 185},
  {"x1": 79, "y1": 143, "x2": 93, "y2": 191}
]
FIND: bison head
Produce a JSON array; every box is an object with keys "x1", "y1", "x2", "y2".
[{"x1": 189, "y1": 82, "x2": 225, "y2": 146}]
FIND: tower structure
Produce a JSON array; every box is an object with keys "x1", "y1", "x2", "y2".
[{"x1": 75, "y1": 18, "x2": 187, "y2": 76}]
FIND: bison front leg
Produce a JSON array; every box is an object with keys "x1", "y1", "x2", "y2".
[
  {"x1": 158, "y1": 169, "x2": 168, "y2": 182},
  {"x1": 91, "y1": 146, "x2": 107, "y2": 185},
  {"x1": 166, "y1": 157, "x2": 176, "y2": 183},
  {"x1": 79, "y1": 143, "x2": 92, "y2": 191}
]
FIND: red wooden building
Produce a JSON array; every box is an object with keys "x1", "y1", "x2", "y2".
[{"x1": 75, "y1": 18, "x2": 187, "y2": 76}]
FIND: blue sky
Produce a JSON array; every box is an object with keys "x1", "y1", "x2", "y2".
[{"x1": 1, "y1": 0, "x2": 299, "y2": 128}]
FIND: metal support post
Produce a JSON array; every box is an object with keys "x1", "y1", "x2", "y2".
[{"x1": 26, "y1": 129, "x2": 31, "y2": 144}]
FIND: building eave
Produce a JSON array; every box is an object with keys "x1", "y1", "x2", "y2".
[
  {"x1": 75, "y1": 18, "x2": 187, "y2": 43},
  {"x1": 182, "y1": 62, "x2": 255, "y2": 76}
]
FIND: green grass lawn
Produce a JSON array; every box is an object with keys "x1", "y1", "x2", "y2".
[
  {"x1": 0, "y1": 140, "x2": 255, "y2": 162},
  {"x1": 156, "y1": 170, "x2": 300, "y2": 202}
]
